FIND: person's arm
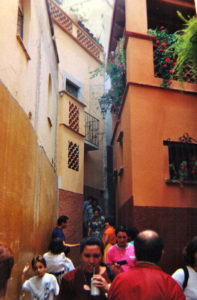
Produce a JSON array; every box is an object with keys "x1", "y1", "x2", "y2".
[
  {"x1": 87, "y1": 220, "x2": 92, "y2": 237},
  {"x1": 57, "y1": 273, "x2": 73, "y2": 300},
  {"x1": 103, "y1": 233, "x2": 109, "y2": 247},
  {"x1": 88, "y1": 227, "x2": 91, "y2": 237},
  {"x1": 172, "y1": 268, "x2": 185, "y2": 289},
  {"x1": 105, "y1": 250, "x2": 123, "y2": 277},
  {"x1": 21, "y1": 263, "x2": 30, "y2": 286},
  {"x1": 63, "y1": 241, "x2": 80, "y2": 247}
]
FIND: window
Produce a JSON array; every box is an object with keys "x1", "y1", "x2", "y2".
[
  {"x1": 69, "y1": 102, "x2": 79, "y2": 132},
  {"x1": 66, "y1": 79, "x2": 79, "y2": 99},
  {"x1": 16, "y1": 0, "x2": 31, "y2": 60},
  {"x1": 68, "y1": 141, "x2": 79, "y2": 171},
  {"x1": 17, "y1": 0, "x2": 23, "y2": 39},
  {"x1": 164, "y1": 134, "x2": 197, "y2": 184},
  {"x1": 47, "y1": 74, "x2": 53, "y2": 128},
  {"x1": 62, "y1": 71, "x2": 83, "y2": 102}
]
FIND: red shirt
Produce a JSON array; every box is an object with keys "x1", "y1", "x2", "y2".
[{"x1": 108, "y1": 262, "x2": 186, "y2": 300}]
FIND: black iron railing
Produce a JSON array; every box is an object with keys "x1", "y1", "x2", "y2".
[{"x1": 85, "y1": 112, "x2": 99, "y2": 148}]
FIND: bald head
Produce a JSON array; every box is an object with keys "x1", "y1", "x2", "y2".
[
  {"x1": 138, "y1": 230, "x2": 159, "y2": 240},
  {"x1": 134, "y1": 230, "x2": 164, "y2": 264}
]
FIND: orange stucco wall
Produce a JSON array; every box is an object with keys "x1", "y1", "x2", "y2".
[
  {"x1": 0, "y1": 82, "x2": 58, "y2": 299},
  {"x1": 112, "y1": 109, "x2": 133, "y2": 209},
  {"x1": 129, "y1": 85, "x2": 197, "y2": 208},
  {"x1": 113, "y1": 83, "x2": 197, "y2": 211},
  {"x1": 125, "y1": 0, "x2": 147, "y2": 34}
]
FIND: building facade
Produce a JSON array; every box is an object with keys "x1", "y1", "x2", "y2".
[
  {"x1": 0, "y1": 0, "x2": 59, "y2": 298},
  {"x1": 109, "y1": 0, "x2": 197, "y2": 273},
  {"x1": 49, "y1": 0, "x2": 105, "y2": 264}
]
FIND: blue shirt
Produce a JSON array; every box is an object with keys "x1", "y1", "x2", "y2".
[{"x1": 52, "y1": 227, "x2": 66, "y2": 241}]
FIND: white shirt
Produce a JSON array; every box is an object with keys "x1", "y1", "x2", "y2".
[
  {"x1": 172, "y1": 266, "x2": 197, "y2": 300},
  {"x1": 22, "y1": 273, "x2": 59, "y2": 300},
  {"x1": 43, "y1": 251, "x2": 75, "y2": 273}
]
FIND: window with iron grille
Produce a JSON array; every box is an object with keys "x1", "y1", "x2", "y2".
[
  {"x1": 66, "y1": 79, "x2": 79, "y2": 99},
  {"x1": 17, "y1": 3, "x2": 23, "y2": 39},
  {"x1": 68, "y1": 141, "x2": 79, "y2": 171},
  {"x1": 69, "y1": 102, "x2": 79, "y2": 132},
  {"x1": 163, "y1": 135, "x2": 197, "y2": 184}
]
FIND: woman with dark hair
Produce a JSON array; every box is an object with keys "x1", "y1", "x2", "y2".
[
  {"x1": 106, "y1": 226, "x2": 136, "y2": 277},
  {"x1": 43, "y1": 238, "x2": 75, "y2": 284},
  {"x1": 88, "y1": 208, "x2": 105, "y2": 239},
  {"x1": 172, "y1": 236, "x2": 197, "y2": 299},
  {"x1": 58, "y1": 237, "x2": 112, "y2": 300}
]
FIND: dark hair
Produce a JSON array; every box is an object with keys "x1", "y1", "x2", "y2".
[
  {"x1": 115, "y1": 225, "x2": 128, "y2": 236},
  {"x1": 105, "y1": 217, "x2": 114, "y2": 226},
  {"x1": 127, "y1": 227, "x2": 139, "y2": 242},
  {"x1": 32, "y1": 255, "x2": 46, "y2": 270},
  {"x1": 80, "y1": 237, "x2": 104, "y2": 256},
  {"x1": 48, "y1": 238, "x2": 64, "y2": 254},
  {"x1": 134, "y1": 231, "x2": 164, "y2": 264},
  {"x1": 92, "y1": 198, "x2": 98, "y2": 205},
  {"x1": 57, "y1": 215, "x2": 69, "y2": 226},
  {"x1": 93, "y1": 208, "x2": 100, "y2": 214},
  {"x1": 183, "y1": 236, "x2": 197, "y2": 267},
  {"x1": 87, "y1": 196, "x2": 94, "y2": 201},
  {"x1": 0, "y1": 242, "x2": 14, "y2": 290}
]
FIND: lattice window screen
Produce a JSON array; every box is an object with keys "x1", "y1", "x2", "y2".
[
  {"x1": 69, "y1": 102, "x2": 79, "y2": 132},
  {"x1": 68, "y1": 141, "x2": 79, "y2": 171}
]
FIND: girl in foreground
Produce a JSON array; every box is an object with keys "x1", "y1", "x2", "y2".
[{"x1": 21, "y1": 255, "x2": 59, "y2": 300}]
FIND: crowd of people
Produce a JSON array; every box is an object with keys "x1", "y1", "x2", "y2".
[{"x1": 1, "y1": 198, "x2": 197, "y2": 299}]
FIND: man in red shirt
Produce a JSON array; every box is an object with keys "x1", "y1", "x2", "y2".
[{"x1": 108, "y1": 230, "x2": 185, "y2": 300}]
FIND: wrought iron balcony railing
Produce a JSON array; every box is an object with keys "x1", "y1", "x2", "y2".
[{"x1": 85, "y1": 112, "x2": 99, "y2": 150}]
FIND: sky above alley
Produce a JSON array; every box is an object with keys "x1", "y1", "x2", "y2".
[{"x1": 62, "y1": 0, "x2": 114, "y2": 53}]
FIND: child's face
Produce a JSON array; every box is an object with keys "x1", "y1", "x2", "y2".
[{"x1": 33, "y1": 261, "x2": 46, "y2": 277}]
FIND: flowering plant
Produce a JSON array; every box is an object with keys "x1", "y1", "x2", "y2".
[
  {"x1": 148, "y1": 27, "x2": 177, "y2": 88},
  {"x1": 106, "y1": 37, "x2": 126, "y2": 113},
  {"x1": 98, "y1": 37, "x2": 126, "y2": 117},
  {"x1": 169, "y1": 160, "x2": 197, "y2": 187}
]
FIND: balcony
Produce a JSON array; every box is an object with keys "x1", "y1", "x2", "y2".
[
  {"x1": 84, "y1": 112, "x2": 99, "y2": 151},
  {"x1": 49, "y1": 0, "x2": 104, "y2": 63},
  {"x1": 153, "y1": 46, "x2": 197, "y2": 84}
]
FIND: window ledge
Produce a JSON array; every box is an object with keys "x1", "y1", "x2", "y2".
[
  {"x1": 165, "y1": 179, "x2": 197, "y2": 185},
  {"x1": 16, "y1": 35, "x2": 31, "y2": 60}
]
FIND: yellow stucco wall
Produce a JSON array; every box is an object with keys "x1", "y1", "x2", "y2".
[
  {"x1": 58, "y1": 92, "x2": 85, "y2": 193},
  {"x1": 0, "y1": 82, "x2": 58, "y2": 300},
  {"x1": 54, "y1": 22, "x2": 105, "y2": 193},
  {"x1": 0, "y1": 0, "x2": 58, "y2": 164},
  {"x1": 0, "y1": 1, "x2": 59, "y2": 298}
]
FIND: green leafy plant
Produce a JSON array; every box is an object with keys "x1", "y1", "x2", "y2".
[
  {"x1": 172, "y1": 12, "x2": 197, "y2": 83},
  {"x1": 148, "y1": 27, "x2": 177, "y2": 88}
]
